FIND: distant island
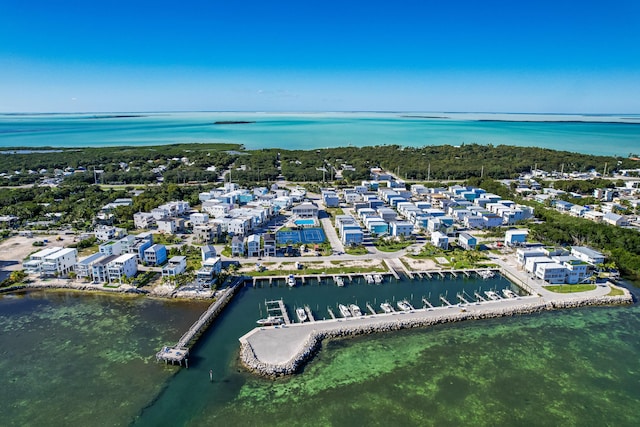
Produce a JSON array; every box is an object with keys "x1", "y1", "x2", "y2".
[
  {"x1": 400, "y1": 115, "x2": 449, "y2": 119},
  {"x1": 213, "y1": 121, "x2": 256, "y2": 125},
  {"x1": 89, "y1": 115, "x2": 147, "y2": 119}
]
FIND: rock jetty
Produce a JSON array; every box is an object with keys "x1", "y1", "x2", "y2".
[{"x1": 239, "y1": 292, "x2": 632, "y2": 378}]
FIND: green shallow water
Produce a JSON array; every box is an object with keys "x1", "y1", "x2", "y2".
[
  {"x1": 0, "y1": 290, "x2": 209, "y2": 427},
  {"x1": 2, "y1": 283, "x2": 639, "y2": 426},
  {"x1": 196, "y1": 306, "x2": 640, "y2": 427}
]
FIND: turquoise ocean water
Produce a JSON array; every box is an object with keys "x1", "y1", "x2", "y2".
[
  {"x1": 2, "y1": 278, "x2": 639, "y2": 426},
  {"x1": 1, "y1": 112, "x2": 639, "y2": 156}
]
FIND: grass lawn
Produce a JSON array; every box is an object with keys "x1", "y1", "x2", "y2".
[
  {"x1": 607, "y1": 286, "x2": 625, "y2": 296},
  {"x1": 345, "y1": 246, "x2": 368, "y2": 255},
  {"x1": 544, "y1": 284, "x2": 597, "y2": 293},
  {"x1": 374, "y1": 240, "x2": 413, "y2": 252}
]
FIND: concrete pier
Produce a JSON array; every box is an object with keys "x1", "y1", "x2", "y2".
[
  {"x1": 239, "y1": 286, "x2": 632, "y2": 378},
  {"x1": 156, "y1": 277, "x2": 242, "y2": 366}
]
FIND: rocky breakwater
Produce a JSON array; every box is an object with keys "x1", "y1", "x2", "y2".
[{"x1": 240, "y1": 290, "x2": 633, "y2": 378}]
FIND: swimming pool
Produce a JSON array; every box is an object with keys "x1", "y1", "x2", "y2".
[{"x1": 294, "y1": 219, "x2": 316, "y2": 226}]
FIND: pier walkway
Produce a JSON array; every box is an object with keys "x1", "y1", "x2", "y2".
[{"x1": 156, "y1": 277, "x2": 243, "y2": 366}]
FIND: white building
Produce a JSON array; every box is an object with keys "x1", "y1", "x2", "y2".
[
  {"x1": 162, "y1": 256, "x2": 187, "y2": 277},
  {"x1": 196, "y1": 257, "x2": 222, "y2": 287},
  {"x1": 571, "y1": 246, "x2": 605, "y2": 265},
  {"x1": 189, "y1": 212, "x2": 209, "y2": 226},
  {"x1": 133, "y1": 212, "x2": 156, "y2": 229},
  {"x1": 41, "y1": 247, "x2": 78, "y2": 277},
  {"x1": 75, "y1": 253, "x2": 106, "y2": 280},
  {"x1": 389, "y1": 221, "x2": 414, "y2": 237},
  {"x1": 431, "y1": 231, "x2": 449, "y2": 250},
  {"x1": 107, "y1": 254, "x2": 138, "y2": 284},
  {"x1": 23, "y1": 247, "x2": 63, "y2": 273},
  {"x1": 535, "y1": 262, "x2": 569, "y2": 284}
]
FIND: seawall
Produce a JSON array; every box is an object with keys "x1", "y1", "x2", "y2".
[{"x1": 239, "y1": 292, "x2": 632, "y2": 378}]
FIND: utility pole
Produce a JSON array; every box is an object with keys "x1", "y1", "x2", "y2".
[
  {"x1": 481, "y1": 165, "x2": 484, "y2": 178},
  {"x1": 603, "y1": 162, "x2": 608, "y2": 177},
  {"x1": 427, "y1": 163, "x2": 430, "y2": 182}
]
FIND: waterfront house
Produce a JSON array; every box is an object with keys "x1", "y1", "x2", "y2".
[
  {"x1": 516, "y1": 247, "x2": 546, "y2": 265},
  {"x1": 41, "y1": 247, "x2": 78, "y2": 277},
  {"x1": 342, "y1": 228, "x2": 364, "y2": 246},
  {"x1": 162, "y1": 256, "x2": 187, "y2": 277},
  {"x1": 91, "y1": 254, "x2": 119, "y2": 283},
  {"x1": 106, "y1": 254, "x2": 138, "y2": 284},
  {"x1": 75, "y1": 252, "x2": 106, "y2": 280},
  {"x1": 535, "y1": 262, "x2": 569, "y2": 284},
  {"x1": 23, "y1": 247, "x2": 63, "y2": 274},
  {"x1": 196, "y1": 257, "x2": 222, "y2": 287}
]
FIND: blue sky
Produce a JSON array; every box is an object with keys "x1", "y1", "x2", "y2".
[{"x1": 1, "y1": 0, "x2": 639, "y2": 113}]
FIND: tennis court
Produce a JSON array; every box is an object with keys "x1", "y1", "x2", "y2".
[{"x1": 276, "y1": 227, "x2": 326, "y2": 244}]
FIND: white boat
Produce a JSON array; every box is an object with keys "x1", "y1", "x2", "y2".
[
  {"x1": 256, "y1": 316, "x2": 283, "y2": 326},
  {"x1": 380, "y1": 302, "x2": 393, "y2": 313},
  {"x1": 335, "y1": 276, "x2": 345, "y2": 287},
  {"x1": 373, "y1": 274, "x2": 383, "y2": 284},
  {"x1": 349, "y1": 304, "x2": 362, "y2": 317},
  {"x1": 287, "y1": 274, "x2": 296, "y2": 287},
  {"x1": 478, "y1": 270, "x2": 495, "y2": 279},
  {"x1": 338, "y1": 304, "x2": 352, "y2": 318},
  {"x1": 397, "y1": 300, "x2": 414, "y2": 311},
  {"x1": 296, "y1": 307, "x2": 308, "y2": 322},
  {"x1": 502, "y1": 289, "x2": 517, "y2": 299},
  {"x1": 364, "y1": 274, "x2": 374, "y2": 284},
  {"x1": 484, "y1": 290, "x2": 501, "y2": 301}
]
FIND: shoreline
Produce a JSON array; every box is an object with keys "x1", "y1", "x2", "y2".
[
  {"x1": 0, "y1": 280, "x2": 217, "y2": 300},
  {"x1": 239, "y1": 289, "x2": 633, "y2": 378}
]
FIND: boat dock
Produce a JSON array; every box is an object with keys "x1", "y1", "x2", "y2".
[
  {"x1": 474, "y1": 291, "x2": 487, "y2": 302},
  {"x1": 327, "y1": 307, "x2": 336, "y2": 319},
  {"x1": 439, "y1": 295, "x2": 452, "y2": 306},
  {"x1": 456, "y1": 293, "x2": 471, "y2": 305},
  {"x1": 156, "y1": 278, "x2": 242, "y2": 367},
  {"x1": 304, "y1": 305, "x2": 315, "y2": 322},
  {"x1": 422, "y1": 297, "x2": 434, "y2": 308},
  {"x1": 266, "y1": 299, "x2": 291, "y2": 325},
  {"x1": 366, "y1": 302, "x2": 377, "y2": 315}
]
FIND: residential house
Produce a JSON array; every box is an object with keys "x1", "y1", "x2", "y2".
[
  {"x1": 389, "y1": 221, "x2": 413, "y2": 237},
  {"x1": 162, "y1": 256, "x2": 187, "y2": 277},
  {"x1": 23, "y1": 247, "x2": 63, "y2": 273},
  {"x1": 246, "y1": 234, "x2": 261, "y2": 257},
  {"x1": 106, "y1": 254, "x2": 138, "y2": 284},
  {"x1": 431, "y1": 231, "x2": 449, "y2": 249},
  {"x1": 143, "y1": 244, "x2": 168, "y2": 266},
  {"x1": 458, "y1": 232, "x2": 477, "y2": 250},
  {"x1": 535, "y1": 262, "x2": 569, "y2": 284},
  {"x1": 41, "y1": 247, "x2": 78, "y2": 277},
  {"x1": 196, "y1": 257, "x2": 222, "y2": 287},
  {"x1": 231, "y1": 236, "x2": 245, "y2": 257},
  {"x1": 571, "y1": 246, "x2": 605, "y2": 265},
  {"x1": 505, "y1": 229, "x2": 528, "y2": 246}
]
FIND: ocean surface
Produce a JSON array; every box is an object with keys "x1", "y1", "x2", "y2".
[
  {"x1": 2, "y1": 277, "x2": 639, "y2": 426},
  {"x1": 1, "y1": 112, "x2": 639, "y2": 156}
]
